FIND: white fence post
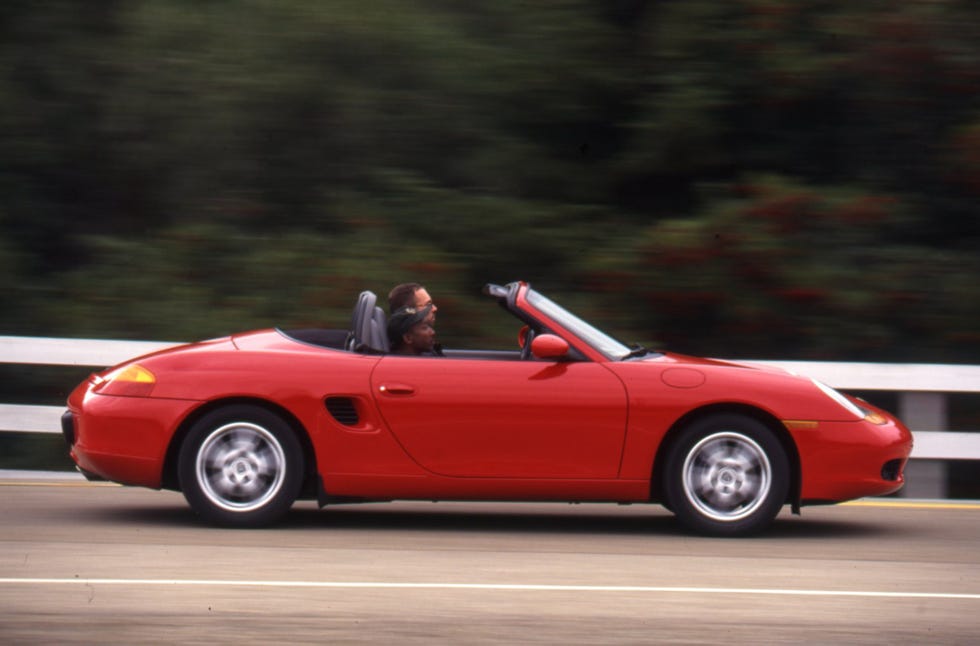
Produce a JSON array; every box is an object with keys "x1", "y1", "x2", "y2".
[{"x1": 898, "y1": 392, "x2": 949, "y2": 499}]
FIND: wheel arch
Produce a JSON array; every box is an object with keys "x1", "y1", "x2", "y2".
[
  {"x1": 650, "y1": 403, "x2": 802, "y2": 512},
  {"x1": 161, "y1": 397, "x2": 319, "y2": 500}
]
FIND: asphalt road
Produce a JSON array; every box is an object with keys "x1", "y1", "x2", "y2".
[{"x1": 1, "y1": 476, "x2": 978, "y2": 644}]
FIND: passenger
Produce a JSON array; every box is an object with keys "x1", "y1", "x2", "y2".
[
  {"x1": 388, "y1": 283, "x2": 437, "y2": 324},
  {"x1": 387, "y1": 305, "x2": 441, "y2": 356}
]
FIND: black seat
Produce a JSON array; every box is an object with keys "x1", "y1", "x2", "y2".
[{"x1": 347, "y1": 291, "x2": 389, "y2": 353}]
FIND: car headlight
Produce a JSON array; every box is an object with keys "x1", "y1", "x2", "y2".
[{"x1": 812, "y1": 379, "x2": 865, "y2": 420}]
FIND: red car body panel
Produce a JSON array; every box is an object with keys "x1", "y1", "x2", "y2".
[
  {"x1": 68, "y1": 390, "x2": 198, "y2": 488},
  {"x1": 66, "y1": 282, "x2": 913, "y2": 517},
  {"x1": 370, "y1": 357, "x2": 628, "y2": 478}
]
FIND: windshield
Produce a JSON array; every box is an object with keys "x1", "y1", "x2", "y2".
[{"x1": 525, "y1": 289, "x2": 633, "y2": 360}]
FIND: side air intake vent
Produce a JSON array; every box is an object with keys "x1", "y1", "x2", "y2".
[{"x1": 325, "y1": 397, "x2": 359, "y2": 426}]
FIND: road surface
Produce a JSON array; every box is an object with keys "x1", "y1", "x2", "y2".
[{"x1": 1, "y1": 476, "x2": 978, "y2": 643}]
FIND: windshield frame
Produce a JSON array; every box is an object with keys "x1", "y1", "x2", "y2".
[{"x1": 523, "y1": 288, "x2": 633, "y2": 361}]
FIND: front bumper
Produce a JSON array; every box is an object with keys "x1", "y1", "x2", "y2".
[{"x1": 793, "y1": 414, "x2": 914, "y2": 503}]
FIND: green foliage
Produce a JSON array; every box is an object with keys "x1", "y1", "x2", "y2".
[
  {"x1": 584, "y1": 176, "x2": 980, "y2": 360},
  {"x1": 1, "y1": 1, "x2": 978, "y2": 361}
]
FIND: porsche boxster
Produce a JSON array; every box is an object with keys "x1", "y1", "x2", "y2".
[{"x1": 63, "y1": 281, "x2": 912, "y2": 536}]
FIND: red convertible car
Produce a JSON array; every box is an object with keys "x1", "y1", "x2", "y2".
[{"x1": 63, "y1": 281, "x2": 912, "y2": 536}]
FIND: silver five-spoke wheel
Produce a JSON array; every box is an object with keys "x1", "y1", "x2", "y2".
[
  {"x1": 196, "y1": 422, "x2": 286, "y2": 512},
  {"x1": 682, "y1": 431, "x2": 771, "y2": 522},
  {"x1": 664, "y1": 414, "x2": 789, "y2": 536},
  {"x1": 178, "y1": 405, "x2": 304, "y2": 527}
]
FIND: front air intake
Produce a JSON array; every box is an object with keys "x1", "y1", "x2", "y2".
[
  {"x1": 325, "y1": 397, "x2": 359, "y2": 426},
  {"x1": 881, "y1": 459, "x2": 903, "y2": 481}
]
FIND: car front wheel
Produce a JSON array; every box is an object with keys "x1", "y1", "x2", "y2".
[
  {"x1": 178, "y1": 405, "x2": 303, "y2": 527},
  {"x1": 663, "y1": 414, "x2": 789, "y2": 537}
]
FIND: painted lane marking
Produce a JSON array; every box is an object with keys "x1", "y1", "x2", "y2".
[
  {"x1": 0, "y1": 481, "x2": 118, "y2": 488},
  {"x1": 1, "y1": 578, "x2": 978, "y2": 600},
  {"x1": 842, "y1": 500, "x2": 980, "y2": 510}
]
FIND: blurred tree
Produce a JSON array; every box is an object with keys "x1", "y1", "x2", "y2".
[
  {"x1": 0, "y1": 0, "x2": 977, "y2": 361},
  {"x1": 581, "y1": 175, "x2": 980, "y2": 361}
]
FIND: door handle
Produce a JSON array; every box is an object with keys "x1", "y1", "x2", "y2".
[{"x1": 378, "y1": 383, "x2": 416, "y2": 395}]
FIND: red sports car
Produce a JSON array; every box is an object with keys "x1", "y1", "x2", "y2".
[{"x1": 63, "y1": 281, "x2": 912, "y2": 536}]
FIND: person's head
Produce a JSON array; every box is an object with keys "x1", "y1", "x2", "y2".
[
  {"x1": 388, "y1": 283, "x2": 437, "y2": 322},
  {"x1": 387, "y1": 305, "x2": 436, "y2": 355}
]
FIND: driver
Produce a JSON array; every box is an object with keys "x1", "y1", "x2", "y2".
[
  {"x1": 387, "y1": 305, "x2": 442, "y2": 356},
  {"x1": 388, "y1": 283, "x2": 437, "y2": 324}
]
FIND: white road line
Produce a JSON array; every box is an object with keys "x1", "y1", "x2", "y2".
[{"x1": 1, "y1": 578, "x2": 978, "y2": 600}]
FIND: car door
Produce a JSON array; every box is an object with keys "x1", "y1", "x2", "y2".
[{"x1": 369, "y1": 355, "x2": 628, "y2": 479}]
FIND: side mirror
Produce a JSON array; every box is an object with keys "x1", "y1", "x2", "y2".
[{"x1": 530, "y1": 334, "x2": 569, "y2": 360}]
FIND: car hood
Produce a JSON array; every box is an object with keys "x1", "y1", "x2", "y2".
[
  {"x1": 639, "y1": 352, "x2": 794, "y2": 375},
  {"x1": 611, "y1": 351, "x2": 864, "y2": 422}
]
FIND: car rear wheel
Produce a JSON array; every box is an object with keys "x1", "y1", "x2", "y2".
[
  {"x1": 178, "y1": 405, "x2": 303, "y2": 527},
  {"x1": 663, "y1": 414, "x2": 789, "y2": 537}
]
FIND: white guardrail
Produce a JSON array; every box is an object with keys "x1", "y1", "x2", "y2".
[{"x1": 2, "y1": 335, "x2": 980, "y2": 464}]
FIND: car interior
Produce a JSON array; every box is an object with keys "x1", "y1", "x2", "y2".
[
  {"x1": 279, "y1": 290, "x2": 538, "y2": 360},
  {"x1": 278, "y1": 290, "x2": 388, "y2": 352}
]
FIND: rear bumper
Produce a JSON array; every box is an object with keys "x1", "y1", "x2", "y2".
[
  {"x1": 61, "y1": 410, "x2": 75, "y2": 447},
  {"x1": 66, "y1": 379, "x2": 198, "y2": 488},
  {"x1": 62, "y1": 411, "x2": 105, "y2": 481}
]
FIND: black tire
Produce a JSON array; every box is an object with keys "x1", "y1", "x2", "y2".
[
  {"x1": 178, "y1": 405, "x2": 304, "y2": 527},
  {"x1": 663, "y1": 414, "x2": 789, "y2": 537}
]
